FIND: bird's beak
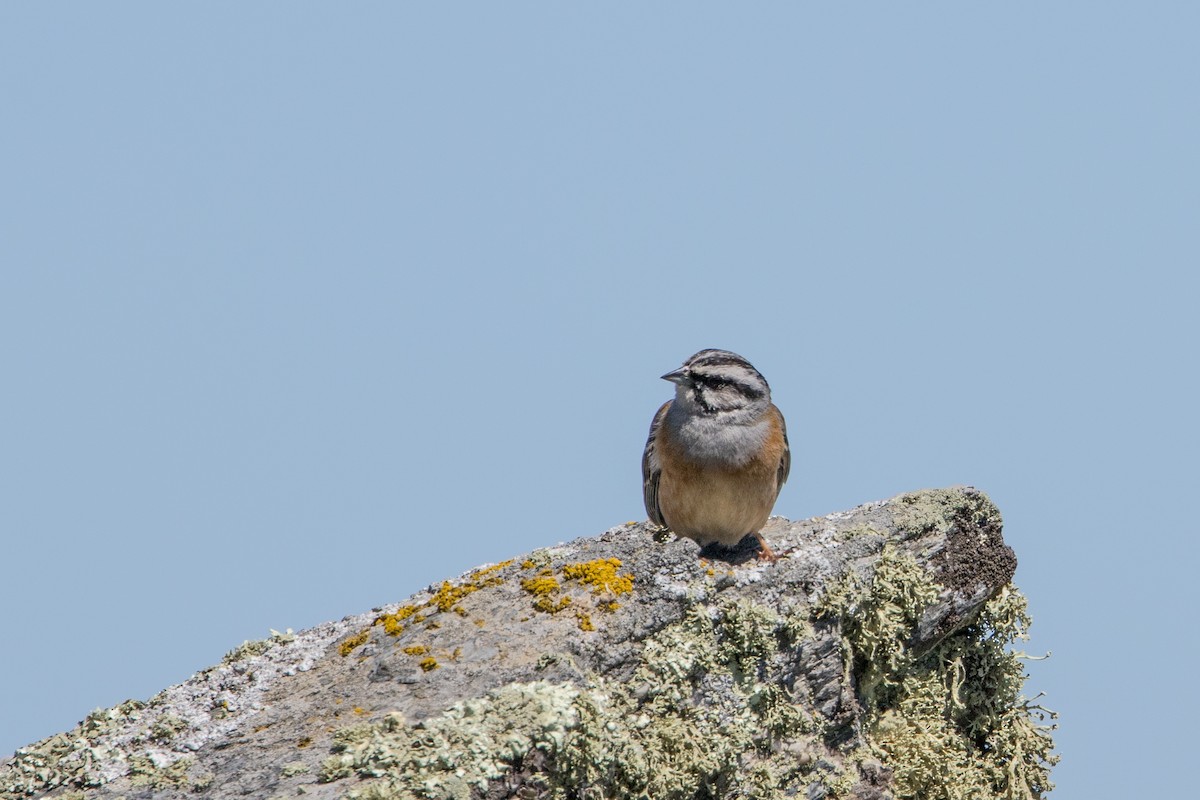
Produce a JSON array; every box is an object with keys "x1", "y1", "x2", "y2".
[{"x1": 661, "y1": 368, "x2": 690, "y2": 385}]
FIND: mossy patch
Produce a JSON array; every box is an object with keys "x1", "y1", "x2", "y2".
[{"x1": 818, "y1": 545, "x2": 1057, "y2": 799}]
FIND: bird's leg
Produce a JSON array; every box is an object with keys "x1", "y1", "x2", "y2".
[{"x1": 754, "y1": 532, "x2": 778, "y2": 562}]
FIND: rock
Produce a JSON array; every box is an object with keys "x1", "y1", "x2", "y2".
[{"x1": 0, "y1": 487, "x2": 1057, "y2": 800}]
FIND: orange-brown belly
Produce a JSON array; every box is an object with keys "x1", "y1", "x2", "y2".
[{"x1": 657, "y1": 465, "x2": 777, "y2": 547}]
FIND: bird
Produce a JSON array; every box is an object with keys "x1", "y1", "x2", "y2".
[{"x1": 642, "y1": 349, "x2": 790, "y2": 560}]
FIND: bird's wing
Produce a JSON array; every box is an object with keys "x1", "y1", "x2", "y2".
[
  {"x1": 774, "y1": 404, "x2": 791, "y2": 495},
  {"x1": 642, "y1": 401, "x2": 672, "y2": 527}
]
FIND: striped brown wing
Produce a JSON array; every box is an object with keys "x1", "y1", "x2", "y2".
[
  {"x1": 773, "y1": 403, "x2": 791, "y2": 496},
  {"x1": 641, "y1": 401, "x2": 671, "y2": 527}
]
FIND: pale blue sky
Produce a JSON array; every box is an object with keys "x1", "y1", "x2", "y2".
[{"x1": 2, "y1": 4, "x2": 1197, "y2": 797}]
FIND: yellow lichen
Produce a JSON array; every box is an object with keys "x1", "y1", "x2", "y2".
[
  {"x1": 427, "y1": 560, "x2": 515, "y2": 613},
  {"x1": 561, "y1": 558, "x2": 634, "y2": 595},
  {"x1": 418, "y1": 657, "x2": 439, "y2": 672},
  {"x1": 475, "y1": 559, "x2": 516, "y2": 578},
  {"x1": 338, "y1": 630, "x2": 370, "y2": 657},
  {"x1": 521, "y1": 576, "x2": 561, "y2": 595},
  {"x1": 375, "y1": 604, "x2": 420, "y2": 637},
  {"x1": 533, "y1": 596, "x2": 572, "y2": 614},
  {"x1": 519, "y1": 559, "x2": 631, "y2": 626},
  {"x1": 429, "y1": 581, "x2": 471, "y2": 613},
  {"x1": 521, "y1": 551, "x2": 552, "y2": 571},
  {"x1": 402, "y1": 645, "x2": 430, "y2": 656},
  {"x1": 353, "y1": 707, "x2": 368, "y2": 716},
  {"x1": 372, "y1": 561, "x2": 515, "y2": 637},
  {"x1": 376, "y1": 616, "x2": 404, "y2": 636}
]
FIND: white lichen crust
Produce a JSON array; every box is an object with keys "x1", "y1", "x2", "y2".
[{"x1": 1, "y1": 621, "x2": 372, "y2": 796}]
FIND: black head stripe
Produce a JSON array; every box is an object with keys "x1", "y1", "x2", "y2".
[
  {"x1": 686, "y1": 351, "x2": 768, "y2": 393},
  {"x1": 689, "y1": 350, "x2": 752, "y2": 370}
]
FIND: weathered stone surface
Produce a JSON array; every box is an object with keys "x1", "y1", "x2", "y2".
[{"x1": 1, "y1": 486, "x2": 1055, "y2": 800}]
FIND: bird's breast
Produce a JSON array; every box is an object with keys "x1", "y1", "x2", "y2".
[
  {"x1": 666, "y1": 412, "x2": 770, "y2": 468},
  {"x1": 655, "y1": 410, "x2": 784, "y2": 547}
]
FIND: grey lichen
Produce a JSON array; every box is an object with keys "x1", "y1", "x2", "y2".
[
  {"x1": 834, "y1": 524, "x2": 886, "y2": 543},
  {"x1": 321, "y1": 685, "x2": 579, "y2": 798},
  {"x1": 321, "y1": 599, "x2": 824, "y2": 800},
  {"x1": 0, "y1": 702, "x2": 196, "y2": 797},
  {"x1": 147, "y1": 712, "x2": 190, "y2": 743},
  {"x1": 556, "y1": 600, "x2": 821, "y2": 799},
  {"x1": 320, "y1": 540, "x2": 1054, "y2": 800},
  {"x1": 223, "y1": 628, "x2": 297, "y2": 663},
  {"x1": 0, "y1": 700, "x2": 144, "y2": 797},
  {"x1": 817, "y1": 544, "x2": 943, "y2": 705},
  {"x1": 891, "y1": 489, "x2": 964, "y2": 539},
  {"x1": 819, "y1": 545, "x2": 1058, "y2": 799},
  {"x1": 1, "y1": 616, "x2": 359, "y2": 799},
  {"x1": 127, "y1": 754, "x2": 192, "y2": 789}
]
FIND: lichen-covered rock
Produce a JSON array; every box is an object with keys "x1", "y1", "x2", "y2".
[{"x1": 1, "y1": 486, "x2": 1056, "y2": 800}]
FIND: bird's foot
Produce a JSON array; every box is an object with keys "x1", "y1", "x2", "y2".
[
  {"x1": 753, "y1": 532, "x2": 778, "y2": 562},
  {"x1": 698, "y1": 533, "x2": 776, "y2": 565}
]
